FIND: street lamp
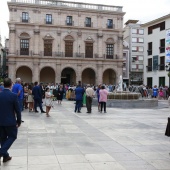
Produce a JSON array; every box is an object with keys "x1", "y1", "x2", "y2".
[{"x1": 165, "y1": 63, "x2": 170, "y2": 88}]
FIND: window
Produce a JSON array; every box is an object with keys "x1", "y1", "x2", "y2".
[
  {"x1": 85, "y1": 17, "x2": 91, "y2": 27},
  {"x1": 148, "y1": 42, "x2": 152, "y2": 55},
  {"x1": 46, "y1": 14, "x2": 52, "y2": 24},
  {"x1": 66, "y1": 16, "x2": 73, "y2": 26},
  {"x1": 22, "y1": 12, "x2": 29, "y2": 22},
  {"x1": 132, "y1": 56, "x2": 137, "y2": 62},
  {"x1": 160, "y1": 56, "x2": 165, "y2": 70},
  {"x1": 132, "y1": 38, "x2": 137, "y2": 43},
  {"x1": 138, "y1": 56, "x2": 144, "y2": 61},
  {"x1": 147, "y1": 58, "x2": 152, "y2": 71},
  {"x1": 159, "y1": 77, "x2": 165, "y2": 87},
  {"x1": 138, "y1": 47, "x2": 144, "y2": 52},
  {"x1": 85, "y1": 43, "x2": 93, "y2": 58},
  {"x1": 139, "y1": 29, "x2": 144, "y2": 35},
  {"x1": 44, "y1": 40, "x2": 52, "y2": 56},
  {"x1": 138, "y1": 38, "x2": 144, "y2": 43},
  {"x1": 106, "y1": 44, "x2": 113, "y2": 59},
  {"x1": 138, "y1": 65, "x2": 143, "y2": 69},
  {"x1": 132, "y1": 46, "x2": 137, "y2": 52},
  {"x1": 107, "y1": 19, "x2": 113, "y2": 28},
  {"x1": 132, "y1": 29, "x2": 137, "y2": 34},
  {"x1": 65, "y1": 41, "x2": 73, "y2": 57},
  {"x1": 20, "y1": 39, "x2": 29, "y2": 55},
  {"x1": 160, "y1": 39, "x2": 165, "y2": 53},
  {"x1": 147, "y1": 77, "x2": 152, "y2": 88}
]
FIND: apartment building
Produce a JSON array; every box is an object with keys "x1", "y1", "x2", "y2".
[
  {"x1": 142, "y1": 14, "x2": 170, "y2": 87},
  {"x1": 7, "y1": 0, "x2": 125, "y2": 85},
  {"x1": 123, "y1": 20, "x2": 144, "y2": 85}
]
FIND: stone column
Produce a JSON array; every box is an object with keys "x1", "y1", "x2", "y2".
[
  {"x1": 56, "y1": 63, "x2": 61, "y2": 83},
  {"x1": 33, "y1": 27, "x2": 40, "y2": 56},
  {"x1": 117, "y1": 33, "x2": 123, "y2": 59},
  {"x1": 8, "y1": 62, "x2": 16, "y2": 82},
  {"x1": 33, "y1": 63, "x2": 39, "y2": 83},
  {"x1": 76, "y1": 64, "x2": 82, "y2": 84},
  {"x1": 97, "y1": 63, "x2": 103, "y2": 85},
  {"x1": 9, "y1": 26, "x2": 16, "y2": 55}
]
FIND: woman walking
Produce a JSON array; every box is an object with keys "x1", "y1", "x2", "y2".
[
  {"x1": 96, "y1": 85, "x2": 101, "y2": 112},
  {"x1": 44, "y1": 87, "x2": 54, "y2": 117},
  {"x1": 57, "y1": 85, "x2": 64, "y2": 104},
  {"x1": 99, "y1": 85, "x2": 108, "y2": 113}
]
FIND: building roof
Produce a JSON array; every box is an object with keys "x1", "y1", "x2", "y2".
[
  {"x1": 125, "y1": 20, "x2": 139, "y2": 25},
  {"x1": 141, "y1": 13, "x2": 170, "y2": 26}
]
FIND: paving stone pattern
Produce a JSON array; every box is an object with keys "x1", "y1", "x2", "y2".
[{"x1": 0, "y1": 100, "x2": 170, "y2": 170}]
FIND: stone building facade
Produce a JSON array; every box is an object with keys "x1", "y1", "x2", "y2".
[{"x1": 7, "y1": 0, "x2": 125, "y2": 85}]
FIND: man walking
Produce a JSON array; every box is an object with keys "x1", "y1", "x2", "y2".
[
  {"x1": 12, "y1": 78, "x2": 24, "y2": 122},
  {"x1": 32, "y1": 81, "x2": 46, "y2": 113},
  {"x1": 74, "y1": 83, "x2": 84, "y2": 113},
  {"x1": 86, "y1": 84, "x2": 94, "y2": 113},
  {"x1": 0, "y1": 78, "x2": 21, "y2": 164}
]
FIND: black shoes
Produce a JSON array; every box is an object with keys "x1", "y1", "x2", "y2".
[
  {"x1": 35, "y1": 111, "x2": 39, "y2": 113},
  {"x1": 41, "y1": 111, "x2": 46, "y2": 113},
  {"x1": 77, "y1": 111, "x2": 81, "y2": 113},
  {"x1": 3, "y1": 156, "x2": 12, "y2": 163},
  {"x1": 86, "y1": 112, "x2": 91, "y2": 113}
]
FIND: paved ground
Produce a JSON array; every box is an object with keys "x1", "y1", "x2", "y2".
[{"x1": 0, "y1": 99, "x2": 170, "y2": 170}]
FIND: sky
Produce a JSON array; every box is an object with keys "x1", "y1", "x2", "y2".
[{"x1": 0, "y1": 0, "x2": 170, "y2": 45}]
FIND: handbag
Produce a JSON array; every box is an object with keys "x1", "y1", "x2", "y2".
[{"x1": 165, "y1": 117, "x2": 170, "y2": 137}]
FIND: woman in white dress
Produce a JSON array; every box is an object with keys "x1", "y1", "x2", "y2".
[{"x1": 44, "y1": 87, "x2": 54, "y2": 117}]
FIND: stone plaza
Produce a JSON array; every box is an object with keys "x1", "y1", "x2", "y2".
[{"x1": 0, "y1": 99, "x2": 170, "y2": 170}]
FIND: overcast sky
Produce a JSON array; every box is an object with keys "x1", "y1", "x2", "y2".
[{"x1": 0, "y1": 0, "x2": 170, "y2": 45}]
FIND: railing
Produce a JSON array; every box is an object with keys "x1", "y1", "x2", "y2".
[
  {"x1": 147, "y1": 50, "x2": 152, "y2": 56},
  {"x1": 159, "y1": 47, "x2": 165, "y2": 53},
  {"x1": 84, "y1": 22, "x2": 93, "y2": 27},
  {"x1": 10, "y1": 0, "x2": 123, "y2": 12},
  {"x1": 65, "y1": 20, "x2": 74, "y2": 26},
  {"x1": 20, "y1": 17, "x2": 30, "y2": 23},
  {"x1": 16, "y1": 50, "x2": 33, "y2": 56},
  {"x1": 106, "y1": 24, "x2": 115, "y2": 29},
  {"x1": 159, "y1": 64, "x2": 165, "y2": 71},
  {"x1": 14, "y1": 50, "x2": 120, "y2": 60},
  {"x1": 44, "y1": 19, "x2": 54, "y2": 24},
  {"x1": 103, "y1": 54, "x2": 119, "y2": 59}
]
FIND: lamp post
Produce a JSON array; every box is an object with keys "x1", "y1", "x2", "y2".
[{"x1": 165, "y1": 63, "x2": 170, "y2": 88}]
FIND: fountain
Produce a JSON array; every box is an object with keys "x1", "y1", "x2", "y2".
[{"x1": 93, "y1": 75, "x2": 158, "y2": 108}]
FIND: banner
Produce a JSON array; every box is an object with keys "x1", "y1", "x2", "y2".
[
  {"x1": 153, "y1": 55, "x2": 158, "y2": 70},
  {"x1": 166, "y1": 29, "x2": 170, "y2": 63}
]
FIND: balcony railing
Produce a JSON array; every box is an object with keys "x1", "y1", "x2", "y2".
[
  {"x1": 65, "y1": 20, "x2": 74, "y2": 26},
  {"x1": 106, "y1": 24, "x2": 115, "y2": 29},
  {"x1": 44, "y1": 19, "x2": 53, "y2": 24},
  {"x1": 20, "y1": 17, "x2": 30, "y2": 23},
  {"x1": 147, "y1": 50, "x2": 152, "y2": 55},
  {"x1": 11, "y1": 0, "x2": 123, "y2": 12},
  {"x1": 159, "y1": 64, "x2": 165, "y2": 71},
  {"x1": 146, "y1": 66, "x2": 152, "y2": 72},
  {"x1": 159, "y1": 47, "x2": 165, "y2": 53},
  {"x1": 84, "y1": 22, "x2": 93, "y2": 27},
  {"x1": 103, "y1": 54, "x2": 118, "y2": 59},
  {"x1": 16, "y1": 50, "x2": 33, "y2": 56}
]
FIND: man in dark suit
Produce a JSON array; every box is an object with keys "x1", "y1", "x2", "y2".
[
  {"x1": 0, "y1": 78, "x2": 21, "y2": 164},
  {"x1": 74, "y1": 84, "x2": 84, "y2": 113},
  {"x1": 32, "y1": 81, "x2": 46, "y2": 113}
]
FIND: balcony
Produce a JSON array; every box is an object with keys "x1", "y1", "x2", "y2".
[
  {"x1": 103, "y1": 54, "x2": 119, "y2": 59},
  {"x1": 106, "y1": 24, "x2": 115, "y2": 29},
  {"x1": 44, "y1": 19, "x2": 53, "y2": 24},
  {"x1": 65, "y1": 21, "x2": 74, "y2": 26},
  {"x1": 20, "y1": 17, "x2": 30, "y2": 23},
  {"x1": 159, "y1": 47, "x2": 165, "y2": 53},
  {"x1": 16, "y1": 50, "x2": 33, "y2": 56},
  {"x1": 11, "y1": 0, "x2": 123, "y2": 12},
  {"x1": 147, "y1": 49, "x2": 152, "y2": 55},
  {"x1": 159, "y1": 64, "x2": 165, "y2": 71},
  {"x1": 84, "y1": 22, "x2": 93, "y2": 27},
  {"x1": 146, "y1": 65, "x2": 152, "y2": 72}
]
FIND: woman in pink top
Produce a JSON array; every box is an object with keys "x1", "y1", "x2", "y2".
[{"x1": 99, "y1": 85, "x2": 108, "y2": 113}]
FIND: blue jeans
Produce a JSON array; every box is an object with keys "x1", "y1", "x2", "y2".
[{"x1": 0, "y1": 126, "x2": 17, "y2": 158}]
